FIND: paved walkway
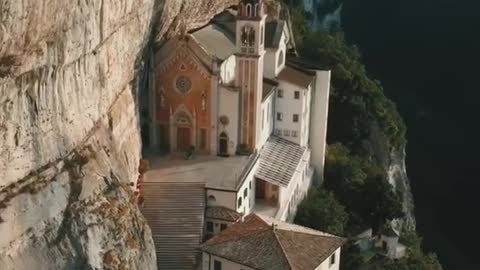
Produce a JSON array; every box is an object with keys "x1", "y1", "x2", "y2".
[{"x1": 141, "y1": 181, "x2": 205, "y2": 270}]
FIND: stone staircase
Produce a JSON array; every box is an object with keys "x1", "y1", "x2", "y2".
[{"x1": 141, "y1": 182, "x2": 206, "y2": 270}]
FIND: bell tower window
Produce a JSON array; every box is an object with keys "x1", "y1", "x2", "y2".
[
  {"x1": 246, "y1": 4, "x2": 252, "y2": 17},
  {"x1": 241, "y1": 26, "x2": 255, "y2": 47}
]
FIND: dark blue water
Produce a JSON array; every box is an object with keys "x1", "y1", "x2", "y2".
[{"x1": 341, "y1": 0, "x2": 480, "y2": 269}]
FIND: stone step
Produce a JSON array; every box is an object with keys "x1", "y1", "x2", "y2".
[{"x1": 141, "y1": 181, "x2": 205, "y2": 270}]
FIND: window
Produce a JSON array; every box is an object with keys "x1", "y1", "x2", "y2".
[
  {"x1": 200, "y1": 128, "x2": 207, "y2": 150},
  {"x1": 241, "y1": 25, "x2": 255, "y2": 47},
  {"x1": 275, "y1": 129, "x2": 281, "y2": 135},
  {"x1": 206, "y1": 221, "x2": 213, "y2": 233},
  {"x1": 278, "y1": 51, "x2": 284, "y2": 67},
  {"x1": 214, "y1": 260, "x2": 222, "y2": 270},
  {"x1": 292, "y1": 131, "x2": 298, "y2": 137},
  {"x1": 283, "y1": 130, "x2": 290, "y2": 136},
  {"x1": 249, "y1": 181, "x2": 252, "y2": 189},
  {"x1": 244, "y1": 188, "x2": 248, "y2": 198},
  {"x1": 277, "y1": 113, "x2": 283, "y2": 121},
  {"x1": 238, "y1": 197, "x2": 242, "y2": 208},
  {"x1": 329, "y1": 254, "x2": 336, "y2": 266},
  {"x1": 294, "y1": 91, "x2": 300, "y2": 99},
  {"x1": 208, "y1": 195, "x2": 216, "y2": 202},
  {"x1": 175, "y1": 76, "x2": 192, "y2": 94},
  {"x1": 293, "y1": 114, "x2": 299, "y2": 123},
  {"x1": 220, "y1": 223, "x2": 227, "y2": 231},
  {"x1": 277, "y1": 89, "x2": 283, "y2": 98},
  {"x1": 246, "y1": 4, "x2": 252, "y2": 17}
]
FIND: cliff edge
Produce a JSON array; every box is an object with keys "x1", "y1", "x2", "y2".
[{"x1": 0, "y1": 0, "x2": 235, "y2": 269}]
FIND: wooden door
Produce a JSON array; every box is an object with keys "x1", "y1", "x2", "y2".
[
  {"x1": 177, "y1": 127, "x2": 190, "y2": 151},
  {"x1": 255, "y1": 179, "x2": 266, "y2": 199},
  {"x1": 219, "y1": 138, "x2": 228, "y2": 155}
]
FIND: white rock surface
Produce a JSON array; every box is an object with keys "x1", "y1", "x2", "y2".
[
  {"x1": 0, "y1": 0, "x2": 239, "y2": 269},
  {"x1": 0, "y1": 0, "x2": 156, "y2": 269}
]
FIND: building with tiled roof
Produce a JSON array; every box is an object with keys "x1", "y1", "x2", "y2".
[
  {"x1": 200, "y1": 214, "x2": 346, "y2": 270},
  {"x1": 142, "y1": 1, "x2": 332, "y2": 268},
  {"x1": 205, "y1": 206, "x2": 244, "y2": 239}
]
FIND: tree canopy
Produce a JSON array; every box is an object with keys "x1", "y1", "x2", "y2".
[
  {"x1": 324, "y1": 144, "x2": 404, "y2": 233},
  {"x1": 294, "y1": 188, "x2": 348, "y2": 236}
]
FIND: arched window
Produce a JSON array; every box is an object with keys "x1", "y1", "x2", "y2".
[
  {"x1": 237, "y1": 197, "x2": 242, "y2": 208},
  {"x1": 239, "y1": 3, "x2": 244, "y2": 16},
  {"x1": 241, "y1": 26, "x2": 255, "y2": 47},
  {"x1": 248, "y1": 29, "x2": 255, "y2": 46},
  {"x1": 278, "y1": 50, "x2": 284, "y2": 67},
  {"x1": 208, "y1": 195, "x2": 216, "y2": 202},
  {"x1": 246, "y1": 4, "x2": 252, "y2": 17}
]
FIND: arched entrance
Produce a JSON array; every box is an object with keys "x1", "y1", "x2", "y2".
[
  {"x1": 218, "y1": 132, "x2": 229, "y2": 156},
  {"x1": 175, "y1": 111, "x2": 192, "y2": 152}
]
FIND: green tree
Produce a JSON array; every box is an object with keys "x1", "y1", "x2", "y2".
[
  {"x1": 324, "y1": 144, "x2": 403, "y2": 232},
  {"x1": 294, "y1": 188, "x2": 348, "y2": 235}
]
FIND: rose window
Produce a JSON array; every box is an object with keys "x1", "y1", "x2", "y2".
[{"x1": 175, "y1": 76, "x2": 192, "y2": 94}]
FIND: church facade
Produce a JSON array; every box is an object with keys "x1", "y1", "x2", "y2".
[{"x1": 146, "y1": 0, "x2": 330, "y2": 224}]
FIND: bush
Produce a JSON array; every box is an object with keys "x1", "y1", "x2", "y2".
[
  {"x1": 294, "y1": 188, "x2": 348, "y2": 236},
  {"x1": 324, "y1": 144, "x2": 403, "y2": 233}
]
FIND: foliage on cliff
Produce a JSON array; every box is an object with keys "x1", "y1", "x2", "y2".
[
  {"x1": 289, "y1": 5, "x2": 406, "y2": 159},
  {"x1": 294, "y1": 188, "x2": 348, "y2": 236},
  {"x1": 324, "y1": 144, "x2": 404, "y2": 233},
  {"x1": 287, "y1": 0, "x2": 405, "y2": 234},
  {"x1": 285, "y1": 3, "x2": 442, "y2": 269}
]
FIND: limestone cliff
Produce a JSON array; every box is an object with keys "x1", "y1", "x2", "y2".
[{"x1": 0, "y1": 0, "x2": 235, "y2": 269}]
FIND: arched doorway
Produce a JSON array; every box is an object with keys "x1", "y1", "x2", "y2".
[
  {"x1": 175, "y1": 111, "x2": 192, "y2": 152},
  {"x1": 218, "y1": 132, "x2": 229, "y2": 156}
]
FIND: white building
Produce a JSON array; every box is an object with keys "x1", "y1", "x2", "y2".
[
  {"x1": 201, "y1": 213, "x2": 346, "y2": 270},
  {"x1": 149, "y1": 0, "x2": 330, "y2": 223},
  {"x1": 144, "y1": 1, "x2": 336, "y2": 267}
]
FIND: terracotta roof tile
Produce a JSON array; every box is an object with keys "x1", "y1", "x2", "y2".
[
  {"x1": 263, "y1": 77, "x2": 278, "y2": 101},
  {"x1": 201, "y1": 214, "x2": 346, "y2": 270},
  {"x1": 206, "y1": 206, "x2": 242, "y2": 222},
  {"x1": 256, "y1": 136, "x2": 306, "y2": 187}
]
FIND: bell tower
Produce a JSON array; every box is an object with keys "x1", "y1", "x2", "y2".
[{"x1": 235, "y1": 0, "x2": 266, "y2": 151}]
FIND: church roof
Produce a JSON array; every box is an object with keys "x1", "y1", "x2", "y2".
[
  {"x1": 256, "y1": 136, "x2": 306, "y2": 187},
  {"x1": 191, "y1": 24, "x2": 236, "y2": 61},
  {"x1": 265, "y1": 21, "x2": 286, "y2": 48},
  {"x1": 187, "y1": 7, "x2": 297, "y2": 66},
  {"x1": 201, "y1": 213, "x2": 346, "y2": 270},
  {"x1": 277, "y1": 65, "x2": 315, "y2": 89},
  {"x1": 206, "y1": 206, "x2": 243, "y2": 222},
  {"x1": 262, "y1": 77, "x2": 278, "y2": 101}
]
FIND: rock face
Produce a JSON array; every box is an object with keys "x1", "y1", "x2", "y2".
[
  {"x1": 0, "y1": 0, "x2": 158, "y2": 268},
  {"x1": 0, "y1": 0, "x2": 240, "y2": 269},
  {"x1": 387, "y1": 147, "x2": 416, "y2": 228}
]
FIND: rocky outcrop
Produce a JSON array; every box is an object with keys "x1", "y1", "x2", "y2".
[
  {"x1": 154, "y1": 0, "x2": 237, "y2": 42},
  {"x1": 0, "y1": 0, "x2": 242, "y2": 269},
  {"x1": 387, "y1": 147, "x2": 416, "y2": 228},
  {"x1": 0, "y1": 0, "x2": 159, "y2": 269}
]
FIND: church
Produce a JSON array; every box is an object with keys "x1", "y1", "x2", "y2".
[{"x1": 141, "y1": 0, "x2": 338, "y2": 269}]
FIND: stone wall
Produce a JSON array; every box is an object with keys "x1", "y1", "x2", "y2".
[{"x1": 0, "y1": 0, "x2": 241, "y2": 269}]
